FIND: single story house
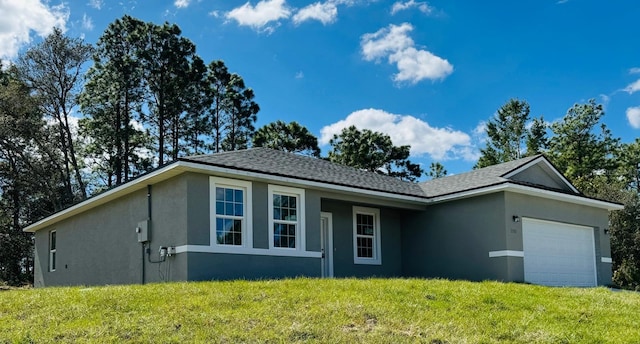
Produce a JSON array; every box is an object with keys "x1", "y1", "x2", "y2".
[{"x1": 25, "y1": 148, "x2": 623, "y2": 287}]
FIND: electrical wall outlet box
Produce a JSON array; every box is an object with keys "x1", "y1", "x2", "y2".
[{"x1": 167, "y1": 246, "x2": 176, "y2": 256}]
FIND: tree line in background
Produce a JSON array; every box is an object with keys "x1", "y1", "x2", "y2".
[{"x1": 0, "y1": 15, "x2": 638, "y2": 290}]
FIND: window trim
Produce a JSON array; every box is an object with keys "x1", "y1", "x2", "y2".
[
  {"x1": 49, "y1": 230, "x2": 56, "y2": 272},
  {"x1": 268, "y1": 185, "x2": 306, "y2": 251},
  {"x1": 353, "y1": 206, "x2": 381, "y2": 265},
  {"x1": 209, "y1": 177, "x2": 253, "y2": 249}
]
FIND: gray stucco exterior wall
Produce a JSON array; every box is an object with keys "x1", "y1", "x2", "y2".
[
  {"x1": 183, "y1": 175, "x2": 323, "y2": 251},
  {"x1": 186, "y1": 173, "x2": 209, "y2": 245},
  {"x1": 321, "y1": 198, "x2": 403, "y2": 278},
  {"x1": 34, "y1": 189, "x2": 149, "y2": 287},
  {"x1": 504, "y1": 192, "x2": 612, "y2": 285},
  {"x1": 179, "y1": 175, "x2": 324, "y2": 280},
  {"x1": 401, "y1": 191, "x2": 612, "y2": 286},
  {"x1": 401, "y1": 193, "x2": 508, "y2": 281},
  {"x1": 33, "y1": 174, "x2": 191, "y2": 287},
  {"x1": 187, "y1": 253, "x2": 320, "y2": 280},
  {"x1": 305, "y1": 189, "x2": 322, "y2": 252},
  {"x1": 252, "y1": 182, "x2": 270, "y2": 249},
  {"x1": 146, "y1": 176, "x2": 189, "y2": 283}
]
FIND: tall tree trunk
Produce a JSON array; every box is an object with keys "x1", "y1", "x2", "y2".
[
  {"x1": 9, "y1": 156, "x2": 22, "y2": 282},
  {"x1": 215, "y1": 100, "x2": 221, "y2": 153},
  {"x1": 124, "y1": 91, "x2": 130, "y2": 182},
  {"x1": 115, "y1": 103, "x2": 123, "y2": 185},
  {"x1": 158, "y1": 89, "x2": 165, "y2": 166},
  {"x1": 55, "y1": 117, "x2": 74, "y2": 200},
  {"x1": 173, "y1": 111, "x2": 179, "y2": 160},
  {"x1": 60, "y1": 103, "x2": 87, "y2": 199}
]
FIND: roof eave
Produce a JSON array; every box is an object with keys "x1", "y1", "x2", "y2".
[{"x1": 428, "y1": 182, "x2": 624, "y2": 211}]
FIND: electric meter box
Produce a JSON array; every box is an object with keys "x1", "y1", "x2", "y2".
[{"x1": 136, "y1": 220, "x2": 149, "y2": 243}]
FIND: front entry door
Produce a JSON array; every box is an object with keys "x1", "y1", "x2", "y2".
[{"x1": 320, "y1": 212, "x2": 334, "y2": 278}]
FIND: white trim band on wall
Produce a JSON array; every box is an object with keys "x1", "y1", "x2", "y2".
[
  {"x1": 489, "y1": 250, "x2": 524, "y2": 258},
  {"x1": 174, "y1": 244, "x2": 322, "y2": 258},
  {"x1": 601, "y1": 257, "x2": 612, "y2": 263}
]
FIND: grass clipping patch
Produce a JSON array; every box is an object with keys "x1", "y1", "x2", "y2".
[{"x1": 1, "y1": 278, "x2": 639, "y2": 343}]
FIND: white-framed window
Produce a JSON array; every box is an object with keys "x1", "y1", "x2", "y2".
[
  {"x1": 353, "y1": 206, "x2": 381, "y2": 265},
  {"x1": 210, "y1": 177, "x2": 253, "y2": 248},
  {"x1": 268, "y1": 185, "x2": 305, "y2": 250},
  {"x1": 49, "y1": 230, "x2": 56, "y2": 272}
]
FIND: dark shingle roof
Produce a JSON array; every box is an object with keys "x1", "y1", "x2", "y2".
[
  {"x1": 418, "y1": 154, "x2": 543, "y2": 197},
  {"x1": 181, "y1": 149, "x2": 571, "y2": 200},
  {"x1": 180, "y1": 147, "x2": 427, "y2": 198}
]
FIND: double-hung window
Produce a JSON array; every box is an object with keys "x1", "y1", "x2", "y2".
[
  {"x1": 353, "y1": 206, "x2": 381, "y2": 265},
  {"x1": 269, "y1": 185, "x2": 305, "y2": 250},
  {"x1": 210, "y1": 177, "x2": 252, "y2": 248},
  {"x1": 49, "y1": 230, "x2": 56, "y2": 272}
]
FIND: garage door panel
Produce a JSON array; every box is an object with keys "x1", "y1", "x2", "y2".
[{"x1": 522, "y1": 218, "x2": 596, "y2": 287}]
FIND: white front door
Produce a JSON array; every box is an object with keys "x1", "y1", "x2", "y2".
[{"x1": 320, "y1": 212, "x2": 334, "y2": 278}]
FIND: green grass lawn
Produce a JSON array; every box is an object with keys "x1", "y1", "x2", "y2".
[{"x1": 1, "y1": 278, "x2": 639, "y2": 343}]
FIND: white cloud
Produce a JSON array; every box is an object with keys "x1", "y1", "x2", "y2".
[
  {"x1": 209, "y1": 10, "x2": 220, "y2": 18},
  {"x1": 0, "y1": 0, "x2": 69, "y2": 60},
  {"x1": 629, "y1": 67, "x2": 640, "y2": 74},
  {"x1": 626, "y1": 107, "x2": 640, "y2": 129},
  {"x1": 82, "y1": 14, "x2": 94, "y2": 31},
  {"x1": 389, "y1": 47, "x2": 454, "y2": 83},
  {"x1": 360, "y1": 23, "x2": 453, "y2": 84},
  {"x1": 391, "y1": 0, "x2": 433, "y2": 15},
  {"x1": 624, "y1": 79, "x2": 640, "y2": 94},
  {"x1": 473, "y1": 121, "x2": 486, "y2": 136},
  {"x1": 293, "y1": 2, "x2": 338, "y2": 25},
  {"x1": 332, "y1": 0, "x2": 357, "y2": 5},
  {"x1": 88, "y1": 0, "x2": 103, "y2": 10},
  {"x1": 319, "y1": 108, "x2": 473, "y2": 160},
  {"x1": 225, "y1": 0, "x2": 291, "y2": 33},
  {"x1": 361, "y1": 23, "x2": 414, "y2": 61},
  {"x1": 175, "y1": 0, "x2": 190, "y2": 8},
  {"x1": 295, "y1": 71, "x2": 304, "y2": 79}
]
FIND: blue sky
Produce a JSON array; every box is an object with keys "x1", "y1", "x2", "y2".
[{"x1": 2, "y1": 0, "x2": 639, "y2": 176}]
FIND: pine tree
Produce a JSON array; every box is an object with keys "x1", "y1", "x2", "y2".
[
  {"x1": 548, "y1": 99, "x2": 619, "y2": 181},
  {"x1": 328, "y1": 126, "x2": 422, "y2": 181},
  {"x1": 79, "y1": 15, "x2": 150, "y2": 187},
  {"x1": 475, "y1": 99, "x2": 543, "y2": 168},
  {"x1": 17, "y1": 28, "x2": 93, "y2": 200},
  {"x1": 253, "y1": 121, "x2": 321, "y2": 157},
  {"x1": 220, "y1": 74, "x2": 259, "y2": 151}
]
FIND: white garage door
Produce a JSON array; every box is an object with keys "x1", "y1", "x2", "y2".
[{"x1": 522, "y1": 218, "x2": 596, "y2": 287}]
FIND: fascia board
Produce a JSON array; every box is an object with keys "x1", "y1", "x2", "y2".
[{"x1": 428, "y1": 183, "x2": 624, "y2": 211}]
